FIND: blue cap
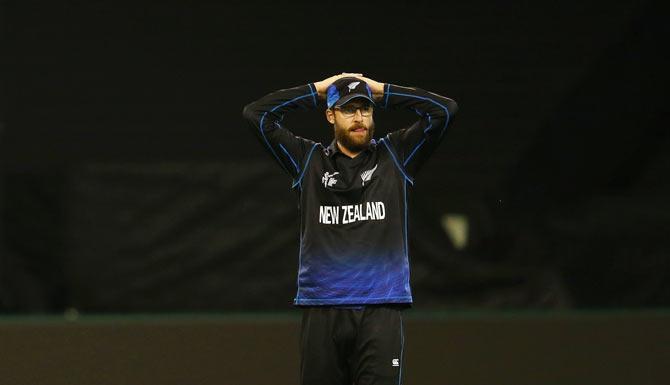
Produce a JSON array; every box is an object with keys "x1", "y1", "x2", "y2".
[{"x1": 326, "y1": 77, "x2": 376, "y2": 109}]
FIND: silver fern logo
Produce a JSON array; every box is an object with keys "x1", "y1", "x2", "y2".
[
  {"x1": 360, "y1": 164, "x2": 378, "y2": 186},
  {"x1": 347, "y1": 81, "x2": 360, "y2": 92}
]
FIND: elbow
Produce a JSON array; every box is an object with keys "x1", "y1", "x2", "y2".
[
  {"x1": 433, "y1": 99, "x2": 458, "y2": 128},
  {"x1": 242, "y1": 102, "x2": 257, "y2": 122},
  {"x1": 243, "y1": 99, "x2": 266, "y2": 124},
  {"x1": 242, "y1": 102, "x2": 265, "y2": 136},
  {"x1": 446, "y1": 99, "x2": 458, "y2": 117}
]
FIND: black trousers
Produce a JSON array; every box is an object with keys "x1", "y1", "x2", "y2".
[{"x1": 299, "y1": 305, "x2": 405, "y2": 385}]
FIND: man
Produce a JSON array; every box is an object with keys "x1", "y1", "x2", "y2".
[{"x1": 243, "y1": 73, "x2": 458, "y2": 385}]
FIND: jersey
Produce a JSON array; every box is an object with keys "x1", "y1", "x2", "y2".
[{"x1": 243, "y1": 82, "x2": 458, "y2": 306}]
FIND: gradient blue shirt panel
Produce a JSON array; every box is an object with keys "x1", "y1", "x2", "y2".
[{"x1": 293, "y1": 146, "x2": 412, "y2": 306}]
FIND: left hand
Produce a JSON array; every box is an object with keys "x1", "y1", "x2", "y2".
[
  {"x1": 355, "y1": 75, "x2": 385, "y2": 100},
  {"x1": 314, "y1": 73, "x2": 364, "y2": 98}
]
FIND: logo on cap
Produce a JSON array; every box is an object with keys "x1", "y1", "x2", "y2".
[{"x1": 347, "y1": 81, "x2": 360, "y2": 92}]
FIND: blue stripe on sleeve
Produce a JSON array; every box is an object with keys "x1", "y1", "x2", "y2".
[
  {"x1": 292, "y1": 143, "x2": 318, "y2": 188},
  {"x1": 279, "y1": 143, "x2": 300, "y2": 173},
  {"x1": 308, "y1": 83, "x2": 318, "y2": 107},
  {"x1": 386, "y1": 91, "x2": 451, "y2": 131},
  {"x1": 424, "y1": 114, "x2": 432, "y2": 133},
  {"x1": 381, "y1": 138, "x2": 413, "y2": 185},
  {"x1": 403, "y1": 137, "x2": 426, "y2": 166},
  {"x1": 387, "y1": 92, "x2": 450, "y2": 170},
  {"x1": 258, "y1": 93, "x2": 314, "y2": 175}
]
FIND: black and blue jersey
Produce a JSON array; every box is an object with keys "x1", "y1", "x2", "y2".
[{"x1": 243, "y1": 83, "x2": 458, "y2": 306}]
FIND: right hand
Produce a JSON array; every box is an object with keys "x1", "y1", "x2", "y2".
[{"x1": 313, "y1": 73, "x2": 363, "y2": 98}]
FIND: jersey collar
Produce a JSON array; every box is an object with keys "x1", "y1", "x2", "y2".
[{"x1": 326, "y1": 139, "x2": 376, "y2": 158}]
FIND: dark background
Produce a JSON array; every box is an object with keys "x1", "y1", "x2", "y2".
[{"x1": 1, "y1": 0, "x2": 668, "y2": 313}]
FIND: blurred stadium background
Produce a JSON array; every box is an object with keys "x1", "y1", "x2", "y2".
[{"x1": 1, "y1": 1, "x2": 668, "y2": 384}]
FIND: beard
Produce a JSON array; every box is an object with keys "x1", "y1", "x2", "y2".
[{"x1": 334, "y1": 120, "x2": 375, "y2": 154}]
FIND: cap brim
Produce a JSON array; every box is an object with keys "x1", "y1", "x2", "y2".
[{"x1": 333, "y1": 94, "x2": 376, "y2": 108}]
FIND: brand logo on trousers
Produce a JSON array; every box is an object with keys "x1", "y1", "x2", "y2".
[{"x1": 392, "y1": 358, "x2": 399, "y2": 367}]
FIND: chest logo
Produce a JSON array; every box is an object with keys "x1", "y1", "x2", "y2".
[
  {"x1": 360, "y1": 164, "x2": 378, "y2": 186},
  {"x1": 322, "y1": 171, "x2": 340, "y2": 187}
]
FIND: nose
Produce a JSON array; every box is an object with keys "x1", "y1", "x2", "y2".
[{"x1": 352, "y1": 109, "x2": 363, "y2": 121}]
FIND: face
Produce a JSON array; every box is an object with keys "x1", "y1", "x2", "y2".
[{"x1": 326, "y1": 99, "x2": 375, "y2": 154}]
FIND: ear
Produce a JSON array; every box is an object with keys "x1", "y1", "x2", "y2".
[{"x1": 325, "y1": 108, "x2": 335, "y2": 124}]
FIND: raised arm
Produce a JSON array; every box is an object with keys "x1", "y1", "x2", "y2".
[
  {"x1": 243, "y1": 84, "x2": 319, "y2": 180},
  {"x1": 243, "y1": 73, "x2": 364, "y2": 181},
  {"x1": 358, "y1": 76, "x2": 458, "y2": 182}
]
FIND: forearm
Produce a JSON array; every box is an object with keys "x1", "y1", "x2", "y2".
[
  {"x1": 243, "y1": 84, "x2": 318, "y2": 133},
  {"x1": 382, "y1": 84, "x2": 459, "y2": 178},
  {"x1": 381, "y1": 84, "x2": 458, "y2": 126},
  {"x1": 242, "y1": 84, "x2": 318, "y2": 178}
]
